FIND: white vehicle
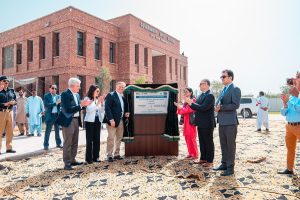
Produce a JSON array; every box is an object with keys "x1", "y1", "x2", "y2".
[{"x1": 237, "y1": 97, "x2": 258, "y2": 118}]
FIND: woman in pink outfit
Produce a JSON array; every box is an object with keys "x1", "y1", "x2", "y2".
[{"x1": 175, "y1": 88, "x2": 198, "y2": 159}]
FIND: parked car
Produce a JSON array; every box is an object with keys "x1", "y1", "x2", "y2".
[{"x1": 237, "y1": 97, "x2": 258, "y2": 118}]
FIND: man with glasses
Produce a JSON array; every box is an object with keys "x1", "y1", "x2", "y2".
[
  {"x1": 214, "y1": 69, "x2": 241, "y2": 176},
  {"x1": 0, "y1": 76, "x2": 17, "y2": 154},
  {"x1": 43, "y1": 84, "x2": 62, "y2": 150},
  {"x1": 278, "y1": 72, "x2": 300, "y2": 175}
]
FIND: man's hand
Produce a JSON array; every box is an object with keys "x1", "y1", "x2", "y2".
[
  {"x1": 215, "y1": 104, "x2": 221, "y2": 112},
  {"x1": 281, "y1": 94, "x2": 289, "y2": 108},
  {"x1": 110, "y1": 119, "x2": 115, "y2": 127},
  {"x1": 125, "y1": 112, "x2": 130, "y2": 118},
  {"x1": 9, "y1": 100, "x2": 16, "y2": 105},
  {"x1": 56, "y1": 98, "x2": 61, "y2": 105},
  {"x1": 289, "y1": 86, "x2": 299, "y2": 97},
  {"x1": 3, "y1": 102, "x2": 10, "y2": 107}
]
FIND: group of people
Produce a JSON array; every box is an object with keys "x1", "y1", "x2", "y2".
[
  {"x1": 1, "y1": 69, "x2": 300, "y2": 177},
  {"x1": 175, "y1": 69, "x2": 241, "y2": 176}
]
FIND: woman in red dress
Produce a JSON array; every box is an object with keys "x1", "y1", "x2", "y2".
[{"x1": 174, "y1": 88, "x2": 198, "y2": 159}]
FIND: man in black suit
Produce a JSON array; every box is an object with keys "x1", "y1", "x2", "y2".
[
  {"x1": 214, "y1": 69, "x2": 241, "y2": 176},
  {"x1": 187, "y1": 79, "x2": 216, "y2": 167},
  {"x1": 57, "y1": 78, "x2": 91, "y2": 170},
  {"x1": 105, "y1": 81, "x2": 130, "y2": 162},
  {"x1": 43, "y1": 84, "x2": 62, "y2": 150}
]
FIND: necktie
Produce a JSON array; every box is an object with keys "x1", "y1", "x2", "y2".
[{"x1": 215, "y1": 87, "x2": 227, "y2": 106}]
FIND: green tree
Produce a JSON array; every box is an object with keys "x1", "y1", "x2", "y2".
[
  {"x1": 280, "y1": 85, "x2": 290, "y2": 95},
  {"x1": 134, "y1": 75, "x2": 146, "y2": 84},
  {"x1": 95, "y1": 66, "x2": 112, "y2": 95},
  {"x1": 210, "y1": 80, "x2": 223, "y2": 97}
]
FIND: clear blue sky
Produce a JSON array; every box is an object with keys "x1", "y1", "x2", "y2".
[{"x1": 1, "y1": 0, "x2": 300, "y2": 96}]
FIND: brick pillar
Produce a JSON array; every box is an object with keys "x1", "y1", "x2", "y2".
[{"x1": 45, "y1": 76, "x2": 53, "y2": 94}]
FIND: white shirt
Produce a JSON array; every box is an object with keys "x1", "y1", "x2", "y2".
[
  {"x1": 116, "y1": 91, "x2": 124, "y2": 117},
  {"x1": 70, "y1": 89, "x2": 80, "y2": 117}
]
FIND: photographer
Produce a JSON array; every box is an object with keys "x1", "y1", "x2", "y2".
[{"x1": 278, "y1": 72, "x2": 300, "y2": 175}]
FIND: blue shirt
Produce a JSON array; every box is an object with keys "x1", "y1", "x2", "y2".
[
  {"x1": 52, "y1": 95, "x2": 58, "y2": 113},
  {"x1": 281, "y1": 95, "x2": 300, "y2": 123}
]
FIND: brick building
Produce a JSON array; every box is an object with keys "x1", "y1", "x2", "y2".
[{"x1": 0, "y1": 6, "x2": 188, "y2": 98}]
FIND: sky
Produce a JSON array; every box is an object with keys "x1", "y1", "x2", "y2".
[{"x1": 1, "y1": 0, "x2": 299, "y2": 96}]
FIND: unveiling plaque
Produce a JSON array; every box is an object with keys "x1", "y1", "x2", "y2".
[{"x1": 134, "y1": 91, "x2": 169, "y2": 114}]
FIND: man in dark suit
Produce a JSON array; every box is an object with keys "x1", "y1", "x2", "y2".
[
  {"x1": 187, "y1": 79, "x2": 216, "y2": 167},
  {"x1": 57, "y1": 78, "x2": 91, "y2": 170},
  {"x1": 214, "y1": 69, "x2": 241, "y2": 176},
  {"x1": 43, "y1": 84, "x2": 62, "y2": 150},
  {"x1": 105, "y1": 81, "x2": 130, "y2": 162}
]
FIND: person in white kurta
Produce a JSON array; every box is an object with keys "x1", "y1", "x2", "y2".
[
  {"x1": 256, "y1": 91, "x2": 269, "y2": 131},
  {"x1": 26, "y1": 90, "x2": 45, "y2": 136}
]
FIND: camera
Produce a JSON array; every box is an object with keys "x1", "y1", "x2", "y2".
[{"x1": 287, "y1": 78, "x2": 294, "y2": 86}]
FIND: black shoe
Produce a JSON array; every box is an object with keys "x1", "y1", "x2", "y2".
[
  {"x1": 64, "y1": 164, "x2": 74, "y2": 170},
  {"x1": 6, "y1": 149, "x2": 16, "y2": 153},
  {"x1": 93, "y1": 159, "x2": 101, "y2": 163},
  {"x1": 213, "y1": 164, "x2": 227, "y2": 171},
  {"x1": 56, "y1": 145, "x2": 63, "y2": 149},
  {"x1": 278, "y1": 169, "x2": 293, "y2": 175},
  {"x1": 108, "y1": 157, "x2": 113, "y2": 162},
  {"x1": 266, "y1": 129, "x2": 269, "y2": 132},
  {"x1": 113, "y1": 155, "x2": 123, "y2": 160},
  {"x1": 27, "y1": 134, "x2": 34, "y2": 137},
  {"x1": 18, "y1": 133, "x2": 24, "y2": 136},
  {"x1": 44, "y1": 147, "x2": 49, "y2": 150},
  {"x1": 86, "y1": 161, "x2": 93, "y2": 164},
  {"x1": 221, "y1": 168, "x2": 234, "y2": 176},
  {"x1": 71, "y1": 161, "x2": 83, "y2": 166},
  {"x1": 256, "y1": 129, "x2": 261, "y2": 132}
]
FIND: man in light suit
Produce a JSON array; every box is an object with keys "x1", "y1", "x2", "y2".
[
  {"x1": 57, "y1": 78, "x2": 91, "y2": 170},
  {"x1": 43, "y1": 84, "x2": 62, "y2": 150},
  {"x1": 105, "y1": 81, "x2": 130, "y2": 162},
  {"x1": 214, "y1": 69, "x2": 241, "y2": 176}
]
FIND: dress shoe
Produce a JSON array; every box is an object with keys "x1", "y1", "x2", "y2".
[
  {"x1": 277, "y1": 169, "x2": 293, "y2": 175},
  {"x1": 71, "y1": 161, "x2": 83, "y2": 166},
  {"x1": 64, "y1": 165, "x2": 74, "y2": 170},
  {"x1": 108, "y1": 157, "x2": 113, "y2": 162},
  {"x1": 256, "y1": 129, "x2": 261, "y2": 132},
  {"x1": 93, "y1": 159, "x2": 101, "y2": 163},
  {"x1": 193, "y1": 160, "x2": 207, "y2": 164},
  {"x1": 56, "y1": 145, "x2": 63, "y2": 149},
  {"x1": 44, "y1": 147, "x2": 49, "y2": 150},
  {"x1": 27, "y1": 134, "x2": 34, "y2": 137},
  {"x1": 113, "y1": 155, "x2": 123, "y2": 160},
  {"x1": 213, "y1": 164, "x2": 227, "y2": 171},
  {"x1": 18, "y1": 133, "x2": 24, "y2": 136},
  {"x1": 266, "y1": 128, "x2": 269, "y2": 132},
  {"x1": 221, "y1": 168, "x2": 234, "y2": 176},
  {"x1": 6, "y1": 149, "x2": 16, "y2": 153},
  {"x1": 37, "y1": 134, "x2": 42, "y2": 137},
  {"x1": 86, "y1": 161, "x2": 93, "y2": 164}
]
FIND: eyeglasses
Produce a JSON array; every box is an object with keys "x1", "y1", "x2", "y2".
[
  {"x1": 51, "y1": 87, "x2": 57, "y2": 90},
  {"x1": 220, "y1": 76, "x2": 228, "y2": 79}
]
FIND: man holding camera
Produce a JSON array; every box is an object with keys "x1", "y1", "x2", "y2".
[
  {"x1": 278, "y1": 72, "x2": 300, "y2": 175},
  {"x1": 0, "y1": 76, "x2": 17, "y2": 154}
]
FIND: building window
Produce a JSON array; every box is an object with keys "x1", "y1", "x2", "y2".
[
  {"x1": 183, "y1": 66, "x2": 187, "y2": 81},
  {"x1": 135, "y1": 44, "x2": 139, "y2": 64},
  {"x1": 110, "y1": 80, "x2": 116, "y2": 92},
  {"x1": 40, "y1": 36, "x2": 46, "y2": 59},
  {"x1": 17, "y1": 44, "x2": 22, "y2": 64},
  {"x1": 179, "y1": 64, "x2": 182, "y2": 79},
  {"x1": 28, "y1": 40, "x2": 33, "y2": 62},
  {"x1": 53, "y1": 32, "x2": 60, "y2": 57},
  {"x1": 95, "y1": 37, "x2": 101, "y2": 60},
  {"x1": 169, "y1": 57, "x2": 172, "y2": 73},
  {"x1": 77, "y1": 31, "x2": 84, "y2": 56},
  {"x1": 144, "y1": 48, "x2": 148, "y2": 67},
  {"x1": 175, "y1": 59, "x2": 178, "y2": 76},
  {"x1": 2, "y1": 45, "x2": 14, "y2": 69},
  {"x1": 109, "y1": 42, "x2": 116, "y2": 63}
]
